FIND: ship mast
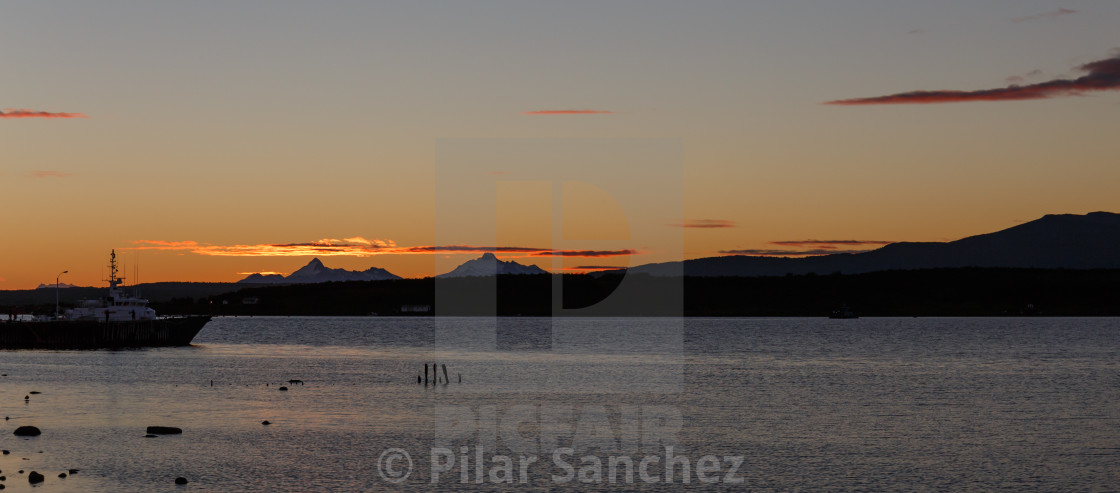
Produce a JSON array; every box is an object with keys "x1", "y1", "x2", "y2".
[{"x1": 106, "y1": 250, "x2": 125, "y2": 301}]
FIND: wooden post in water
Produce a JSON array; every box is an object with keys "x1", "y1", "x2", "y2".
[
  {"x1": 442, "y1": 364, "x2": 449, "y2": 385},
  {"x1": 424, "y1": 363, "x2": 429, "y2": 386}
]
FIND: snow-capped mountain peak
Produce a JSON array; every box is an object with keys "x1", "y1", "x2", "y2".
[{"x1": 437, "y1": 253, "x2": 549, "y2": 278}]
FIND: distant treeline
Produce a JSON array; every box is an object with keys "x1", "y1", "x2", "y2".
[{"x1": 5, "y1": 268, "x2": 1120, "y2": 317}]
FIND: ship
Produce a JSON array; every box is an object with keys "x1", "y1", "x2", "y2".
[
  {"x1": 0, "y1": 250, "x2": 210, "y2": 349},
  {"x1": 828, "y1": 304, "x2": 859, "y2": 319}
]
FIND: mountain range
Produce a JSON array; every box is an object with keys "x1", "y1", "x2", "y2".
[
  {"x1": 238, "y1": 258, "x2": 401, "y2": 284},
  {"x1": 621, "y1": 212, "x2": 1120, "y2": 277},
  {"x1": 238, "y1": 253, "x2": 548, "y2": 283},
  {"x1": 35, "y1": 282, "x2": 80, "y2": 289},
  {"x1": 239, "y1": 213, "x2": 1120, "y2": 282}
]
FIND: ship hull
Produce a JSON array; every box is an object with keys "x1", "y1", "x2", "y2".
[{"x1": 0, "y1": 316, "x2": 210, "y2": 349}]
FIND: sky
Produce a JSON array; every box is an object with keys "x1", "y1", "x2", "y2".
[{"x1": 3, "y1": 0, "x2": 1119, "y2": 289}]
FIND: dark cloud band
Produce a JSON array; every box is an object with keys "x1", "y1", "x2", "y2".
[
  {"x1": 825, "y1": 52, "x2": 1120, "y2": 105},
  {"x1": 670, "y1": 219, "x2": 736, "y2": 229}
]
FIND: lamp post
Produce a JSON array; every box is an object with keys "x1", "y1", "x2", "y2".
[{"x1": 56, "y1": 270, "x2": 69, "y2": 318}]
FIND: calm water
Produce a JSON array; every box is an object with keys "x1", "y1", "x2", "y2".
[{"x1": 1, "y1": 317, "x2": 1118, "y2": 492}]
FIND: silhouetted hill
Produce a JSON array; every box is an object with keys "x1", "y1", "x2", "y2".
[
  {"x1": 626, "y1": 212, "x2": 1120, "y2": 276},
  {"x1": 148, "y1": 269, "x2": 1120, "y2": 317},
  {"x1": 9, "y1": 269, "x2": 1120, "y2": 317}
]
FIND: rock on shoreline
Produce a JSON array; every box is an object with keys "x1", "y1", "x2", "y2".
[{"x1": 13, "y1": 426, "x2": 41, "y2": 437}]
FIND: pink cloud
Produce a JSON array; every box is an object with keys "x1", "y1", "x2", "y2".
[
  {"x1": 562, "y1": 265, "x2": 625, "y2": 272},
  {"x1": 720, "y1": 238, "x2": 895, "y2": 257},
  {"x1": 1012, "y1": 8, "x2": 1076, "y2": 23},
  {"x1": 531, "y1": 249, "x2": 636, "y2": 258},
  {"x1": 670, "y1": 219, "x2": 736, "y2": 229},
  {"x1": 129, "y1": 240, "x2": 637, "y2": 259},
  {"x1": 405, "y1": 246, "x2": 635, "y2": 257},
  {"x1": 524, "y1": 110, "x2": 614, "y2": 115},
  {"x1": 30, "y1": 171, "x2": 74, "y2": 178},
  {"x1": 770, "y1": 239, "x2": 893, "y2": 248},
  {"x1": 720, "y1": 248, "x2": 872, "y2": 256},
  {"x1": 1, "y1": 109, "x2": 88, "y2": 119}
]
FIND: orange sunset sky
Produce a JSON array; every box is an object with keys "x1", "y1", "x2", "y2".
[{"x1": 3, "y1": 1, "x2": 1119, "y2": 289}]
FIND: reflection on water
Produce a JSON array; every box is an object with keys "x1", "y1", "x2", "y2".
[{"x1": 0, "y1": 317, "x2": 1118, "y2": 491}]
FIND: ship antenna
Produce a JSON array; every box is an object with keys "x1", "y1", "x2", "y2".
[
  {"x1": 106, "y1": 250, "x2": 125, "y2": 298},
  {"x1": 108, "y1": 250, "x2": 118, "y2": 284}
]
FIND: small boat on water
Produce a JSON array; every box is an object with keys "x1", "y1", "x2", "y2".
[
  {"x1": 0, "y1": 250, "x2": 210, "y2": 349},
  {"x1": 828, "y1": 304, "x2": 859, "y2": 319}
]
